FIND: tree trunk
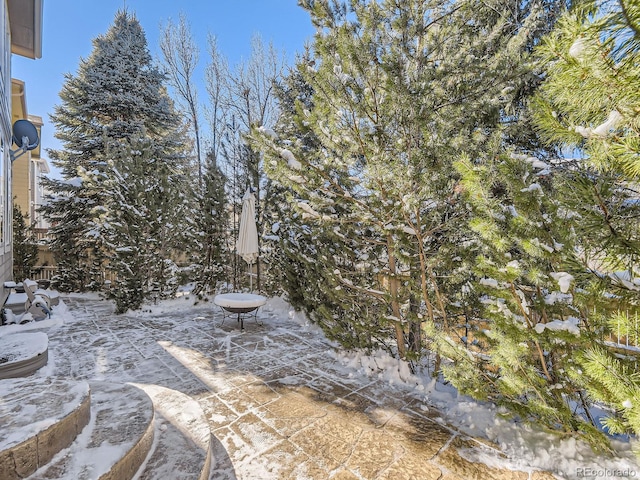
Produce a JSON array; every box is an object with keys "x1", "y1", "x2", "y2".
[{"x1": 387, "y1": 235, "x2": 406, "y2": 358}]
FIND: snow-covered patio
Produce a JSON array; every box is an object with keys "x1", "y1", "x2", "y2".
[{"x1": 1, "y1": 292, "x2": 639, "y2": 479}]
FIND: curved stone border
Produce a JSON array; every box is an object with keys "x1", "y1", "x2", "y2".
[
  {"x1": 101, "y1": 408, "x2": 155, "y2": 480},
  {"x1": 0, "y1": 381, "x2": 91, "y2": 480},
  {"x1": 132, "y1": 383, "x2": 213, "y2": 480},
  {"x1": 0, "y1": 332, "x2": 49, "y2": 379},
  {"x1": 97, "y1": 383, "x2": 156, "y2": 480},
  {"x1": 0, "y1": 349, "x2": 48, "y2": 379},
  {"x1": 28, "y1": 382, "x2": 156, "y2": 480}
]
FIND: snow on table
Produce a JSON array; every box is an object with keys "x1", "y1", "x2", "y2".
[
  {"x1": 213, "y1": 293, "x2": 267, "y2": 330},
  {"x1": 213, "y1": 293, "x2": 267, "y2": 309}
]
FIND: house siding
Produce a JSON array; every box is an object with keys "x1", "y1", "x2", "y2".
[
  {"x1": 0, "y1": 1, "x2": 12, "y2": 305},
  {"x1": 0, "y1": 0, "x2": 43, "y2": 306}
]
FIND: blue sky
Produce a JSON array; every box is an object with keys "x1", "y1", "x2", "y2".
[{"x1": 12, "y1": 0, "x2": 315, "y2": 170}]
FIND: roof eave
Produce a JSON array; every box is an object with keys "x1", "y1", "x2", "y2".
[{"x1": 8, "y1": 0, "x2": 44, "y2": 60}]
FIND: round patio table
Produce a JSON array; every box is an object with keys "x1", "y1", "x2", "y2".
[{"x1": 213, "y1": 293, "x2": 267, "y2": 330}]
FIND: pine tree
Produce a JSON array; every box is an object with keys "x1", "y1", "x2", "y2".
[
  {"x1": 189, "y1": 149, "x2": 229, "y2": 296},
  {"x1": 435, "y1": 0, "x2": 640, "y2": 451},
  {"x1": 42, "y1": 10, "x2": 193, "y2": 308},
  {"x1": 252, "y1": 0, "x2": 565, "y2": 360},
  {"x1": 439, "y1": 153, "x2": 612, "y2": 450},
  {"x1": 255, "y1": 52, "x2": 386, "y2": 351},
  {"x1": 529, "y1": 0, "x2": 640, "y2": 442},
  {"x1": 12, "y1": 204, "x2": 38, "y2": 281},
  {"x1": 98, "y1": 130, "x2": 192, "y2": 312}
]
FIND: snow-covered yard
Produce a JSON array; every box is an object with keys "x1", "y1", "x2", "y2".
[{"x1": 1, "y1": 291, "x2": 639, "y2": 479}]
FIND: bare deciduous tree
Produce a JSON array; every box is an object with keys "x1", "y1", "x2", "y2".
[
  {"x1": 229, "y1": 36, "x2": 287, "y2": 290},
  {"x1": 204, "y1": 34, "x2": 229, "y2": 169},
  {"x1": 205, "y1": 34, "x2": 287, "y2": 290},
  {"x1": 160, "y1": 13, "x2": 203, "y2": 187},
  {"x1": 227, "y1": 35, "x2": 284, "y2": 132}
]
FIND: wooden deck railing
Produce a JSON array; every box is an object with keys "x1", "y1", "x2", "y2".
[{"x1": 33, "y1": 228, "x2": 50, "y2": 242}]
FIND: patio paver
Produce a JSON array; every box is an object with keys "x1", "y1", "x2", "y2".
[{"x1": 34, "y1": 295, "x2": 554, "y2": 479}]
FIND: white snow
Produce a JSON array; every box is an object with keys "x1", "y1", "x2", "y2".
[
  {"x1": 330, "y1": 347, "x2": 637, "y2": 477},
  {"x1": 592, "y1": 110, "x2": 623, "y2": 136},
  {"x1": 569, "y1": 37, "x2": 588, "y2": 58},
  {"x1": 213, "y1": 292, "x2": 267, "y2": 309},
  {"x1": 534, "y1": 317, "x2": 581, "y2": 335},
  {"x1": 575, "y1": 110, "x2": 623, "y2": 138},
  {"x1": 512, "y1": 153, "x2": 551, "y2": 171},
  {"x1": 0, "y1": 379, "x2": 90, "y2": 451},
  {"x1": 1, "y1": 293, "x2": 638, "y2": 479},
  {"x1": 544, "y1": 291, "x2": 573, "y2": 305},
  {"x1": 505, "y1": 205, "x2": 518, "y2": 217},
  {"x1": 296, "y1": 201, "x2": 320, "y2": 218},
  {"x1": 288, "y1": 174, "x2": 306, "y2": 184},
  {"x1": 479, "y1": 277, "x2": 499, "y2": 288},
  {"x1": 279, "y1": 148, "x2": 302, "y2": 170},
  {"x1": 0, "y1": 331, "x2": 48, "y2": 363},
  {"x1": 550, "y1": 272, "x2": 574, "y2": 293},
  {"x1": 257, "y1": 125, "x2": 278, "y2": 140},
  {"x1": 526, "y1": 157, "x2": 550, "y2": 170},
  {"x1": 609, "y1": 271, "x2": 640, "y2": 291},
  {"x1": 64, "y1": 177, "x2": 83, "y2": 187},
  {"x1": 520, "y1": 183, "x2": 543, "y2": 194}
]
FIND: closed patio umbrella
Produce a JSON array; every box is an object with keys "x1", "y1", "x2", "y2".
[{"x1": 236, "y1": 187, "x2": 259, "y2": 290}]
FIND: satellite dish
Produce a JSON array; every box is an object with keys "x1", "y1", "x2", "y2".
[
  {"x1": 12, "y1": 119, "x2": 39, "y2": 151},
  {"x1": 10, "y1": 119, "x2": 39, "y2": 162}
]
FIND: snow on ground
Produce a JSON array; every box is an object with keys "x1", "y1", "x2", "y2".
[
  {"x1": 1, "y1": 289, "x2": 639, "y2": 479},
  {"x1": 332, "y1": 344, "x2": 640, "y2": 476},
  {"x1": 0, "y1": 331, "x2": 48, "y2": 363},
  {"x1": 252, "y1": 297, "x2": 640, "y2": 477},
  {"x1": 0, "y1": 378, "x2": 90, "y2": 451}
]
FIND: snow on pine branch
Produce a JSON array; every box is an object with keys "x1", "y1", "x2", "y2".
[
  {"x1": 549, "y1": 272, "x2": 574, "y2": 293},
  {"x1": 520, "y1": 183, "x2": 543, "y2": 194},
  {"x1": 510, "y1": 153, "x2": 550, "y2": 175},
  {"x1": 534, "y1": 317, "x2": 580, "y2": 336},
  {"x1": 257, "y1": 125, "x2": 278, "y2": 140},
  {"x1": 280, "y1": 148, "x2": 302, "y2": 170},
  {"x1": 574, "y1": 110, "x2": 623, "y2": 139},
  {"x1": 568, "y1": 37, "x2": 588, "y2": 59},
  {"x1": 608, "y1": 271, "x2": 640, "y2": 292},
  {"x1": 296, "y1": 201, "x2": 320, "y2": 218}
]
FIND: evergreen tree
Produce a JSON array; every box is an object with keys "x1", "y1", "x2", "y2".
[
  {"x1": 256, "y1": 52, "x2": 387, "y2": 351},
  {"x1": 253, "y1": 0, "x2": 564, "y2": 359},
  {"x1": 439, "y1": 153, "x2": 611, "y2": 450},
  {"x1": 255, "y1": 51, "x2": 316, "y2": 299},
  {"x1": 99, "y1": 131, "x2": 191, "y2": 312},
  {"x1": 189, "y1": 149, "x2": 229, "y2": 296},
  {"x1": 436, "y1": 0, "x2": 640, "y2": 451},
  {"x1": 530, "y1": 0, "x2": 640, "y2": 442},
  {"x1": 42, "y1": 10, "x2": 192, "y2": 308},
  {"x1": 12, "y1": 204, "x2": 38, "y2": 281}
]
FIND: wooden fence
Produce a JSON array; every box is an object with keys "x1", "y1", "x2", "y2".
[
  {"x1": 27, "y1": 266, "x2": 118, "y2": 286},
  {"x1": 29, "y1": 265, "x2": 58, "y2": 282},
  {"x1": 606, "y1": 311, "x2": 640, "y2": 352}
]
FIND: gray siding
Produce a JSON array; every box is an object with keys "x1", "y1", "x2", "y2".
[{"x1": 0, "y1": 248, "x2": 11, "y2": 305}]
